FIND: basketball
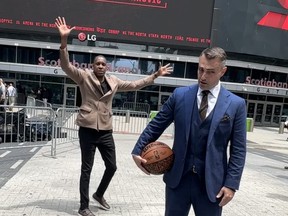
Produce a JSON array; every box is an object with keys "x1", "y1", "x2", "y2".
[{"x1": 140, "y1": 141, "x2": 174, "y2": 175}]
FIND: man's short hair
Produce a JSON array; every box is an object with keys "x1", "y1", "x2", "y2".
[
  {"x1": 200, "y1": 47, "x2": 227, "y2": 67},
  {"x1": 94, "y1": 55, "x2": 107, "y2": 62}
]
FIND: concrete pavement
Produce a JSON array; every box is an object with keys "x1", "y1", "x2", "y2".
[{"x1": 0, "y1": 127, "x2": 287, "y2": 216}]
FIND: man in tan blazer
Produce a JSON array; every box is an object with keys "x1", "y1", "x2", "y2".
[{"x1": 55, "y1": 17, "x2": 173, "y2": 216}]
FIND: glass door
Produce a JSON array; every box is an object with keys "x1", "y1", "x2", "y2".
[
  {"x1": 247, "y1": 101, "x2": 283, "y2": 126},
  {"x1": 263, "y1": 104, "x2": 273, "y2": 125},
  {"x1": 272, "y1": 104, "x2": 282, "y2": 126},
  {"x1": 247, "y1": 102, "x2": 256, "y2": 118},
  {"x1": 261, "y1": 103, "x2": 282, "y2": 126},
  {"x1": 255, "y1": 103, "x2": 264, "y2": 125},
  {"x1": 158, "y1": 93, "x2": 171, "y2": 110},
  {"x1": 64, "y1": 84, "x2": 77, "y2": 107},
  {"x1": 247, "y1": 101, "x2": 265, "y2": 126}
]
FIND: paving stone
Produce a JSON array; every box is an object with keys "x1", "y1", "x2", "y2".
[{"x1": 0, "y1": 128, "x2": 287, "y2": 215}]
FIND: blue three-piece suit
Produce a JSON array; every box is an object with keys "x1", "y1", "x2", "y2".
[{"x1": 132, "y1": 84, "x2": 247, "y2": 216}]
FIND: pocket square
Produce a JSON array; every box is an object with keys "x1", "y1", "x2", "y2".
[{"x1": 221, "y1": 115, "x2": 231, "y2": 121}]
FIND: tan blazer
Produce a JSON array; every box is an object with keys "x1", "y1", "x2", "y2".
[{"x1": 60, "y1": 48, "x2": 156, "y2": 130}]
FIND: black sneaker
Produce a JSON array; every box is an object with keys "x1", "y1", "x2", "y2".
[
  {"x1": 92, "y1": 193, "x2": 110, "y2": 210},
  {"x1": 78, "y1": 208, "x2": 95, "y2": 216}
]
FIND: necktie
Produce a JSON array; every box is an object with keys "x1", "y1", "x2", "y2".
[{"x1": 199, "y1": 90, "x2": 209, "y2": 120}]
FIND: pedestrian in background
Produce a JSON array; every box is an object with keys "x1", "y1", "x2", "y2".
[
  {"x1": 55, "y1": 16, "x2": 173, "y2": 216},
  {"x1": 132, "y1": 47, "x2": 247, "y2": 216},
  {"x1": 0, "y1": 79, "x2": 6, "y2": 112},
  {"x1": 7, "y1": 83, "x2": 16, "y2": 111},
  {"x1": 284, "y1": 121, "x2": 288, "y2": 132}
]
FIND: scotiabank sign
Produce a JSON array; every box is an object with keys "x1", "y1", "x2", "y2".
[
  {"x1": 38, "y1": 57, "x2": 135, "y2": 73},
  {"x1": 246, "y1": 76, "x2": 288, "y2": 88},
  {"x1": 38, "y1": 57, "x2": 94, "y2": 69}
]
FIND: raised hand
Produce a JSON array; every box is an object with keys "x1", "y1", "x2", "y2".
[
  {"x1": 157, "y1": 63, "x2": 173, "y2": 77},
  {"x1": 55, "y1": 17, "x2": 75, "y2": 38}
]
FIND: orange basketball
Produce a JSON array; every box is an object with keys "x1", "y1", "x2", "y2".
[{"x1": 140, "y1": 141, "x2": 174, "y2": 175}]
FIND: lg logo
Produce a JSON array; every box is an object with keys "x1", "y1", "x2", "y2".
[
  {"x1": 78, "y1": 32, "x2": 97, "y2": 41},
  {"x1": 258, "y1": 0, "x2": 288, "y2": 30}
]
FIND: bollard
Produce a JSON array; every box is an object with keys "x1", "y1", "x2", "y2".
[
  {"x1": 246, "y1": 118, "x2": 254, "y2": 132},
  {"x1": 125, "y1": 110, "x2": 130, "y2": 123},
  {"x1": 149, "y1": 111, "x2": 159, "y2": 121},
  {"x1": 279, "y1": 122, "x2": 285, "y2": 134}
]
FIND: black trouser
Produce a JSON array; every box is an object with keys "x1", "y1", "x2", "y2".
[{"x1": 78, "y1": 127, "x2": 117, "y2": 210}]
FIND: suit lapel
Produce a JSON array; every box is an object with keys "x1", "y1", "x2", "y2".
[
  {"x1": 90, "y1": 72, "x2": 115, "y2": 98},
  {"x1": 185, "y1": 85, "x2": 198, "y2": 143},
  {"x1": 90, "y1": 72, "x2": 104, "y2": 95},
  {"x1": 103, "y1": 74, "x2": 116, "y2": 96},
  {"x1": 207, "y1": 87, "x2": 231, "y2": 146}
]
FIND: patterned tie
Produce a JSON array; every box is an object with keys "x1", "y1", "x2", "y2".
[{"x1": 199, "y1": 90, "x2": 210, "y2": 120}]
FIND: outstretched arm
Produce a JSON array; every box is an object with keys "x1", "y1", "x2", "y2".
[
  {"x1": 55, "y1": 17, "x2": 83, "y2": 84},
  {"x1": 116, "y1": 63, "x2": 173, "y2": 91}
]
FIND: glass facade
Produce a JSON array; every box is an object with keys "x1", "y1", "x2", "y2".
[
  {"x1": 139, "y1": 58, "x2": 160, "y2": 75},
  {"x1": 114, "y1": 57, "x2": 139, "y2": 74},
  {"x1": 0, "y1": 45, "x2": 16, "y2": 62},
  {"x1": 2, "y1": 44, "x2": 287, "y2": 89},
  {"x1": 222, "y1": 67, "x2": 251, "y2": 83},
  {"x1": 17, "y1": 47, "x2": 40, "y2": 64},
  {"x1": 1, "y1": 42, "x2": 288, "y2": 126}
]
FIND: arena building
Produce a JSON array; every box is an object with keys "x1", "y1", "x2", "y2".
[{"x1": 0, "y1": 0, "x2": 288, "y2": 127}]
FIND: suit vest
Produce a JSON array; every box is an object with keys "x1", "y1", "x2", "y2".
[{"x1": 184, "y1": 98, "x2": 215, "y2": 177}]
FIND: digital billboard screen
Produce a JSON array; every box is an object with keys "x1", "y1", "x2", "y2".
[
  {"x1": 0, "y1": 0, "x2": 214, "y2": 49},
  {"x1": 211, "y1": 0, "x2": 288, "y2": 60}
]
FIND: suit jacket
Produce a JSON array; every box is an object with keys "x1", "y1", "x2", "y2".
[
  {"x1": 60, "y1": 48, "x2": 156, "y2": 130},
  {"x1": 132, "y1": 84, "x2": 247, "y2": 202}
]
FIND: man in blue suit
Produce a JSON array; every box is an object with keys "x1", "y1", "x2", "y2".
[{"x1": 132, "y1": 47, "x2": 247, "y2": 216}]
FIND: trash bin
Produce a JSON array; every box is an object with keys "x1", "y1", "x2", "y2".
[
  {"x1": 125, "y1": 110, "x2": 130, "y2": 123},
  {"x1": 246, "y1": 118, "x2": 254, "y2": 132},
  {"x1": 279, "y1": 122, "x2": 285, "y2": 134},
  {"x1": 149, "y1": 111, "x2": 158, "y2": 120}
]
